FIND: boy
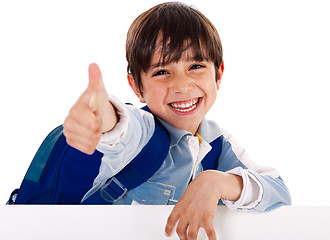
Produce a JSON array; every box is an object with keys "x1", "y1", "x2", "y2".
[{"x1": 63, "y1": 2, "x2": 291, "y2": 239}]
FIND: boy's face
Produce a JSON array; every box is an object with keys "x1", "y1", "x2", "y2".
[{"x1": 128, "y1": 45, "x2": 224, "y2": 134}]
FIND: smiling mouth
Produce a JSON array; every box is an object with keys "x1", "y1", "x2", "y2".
[{"x1": 169, "y1": 97, "x2": 201, "y2": 113}]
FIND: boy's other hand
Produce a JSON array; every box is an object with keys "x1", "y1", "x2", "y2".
[
  {"x1": 165, "y1": 170, "x2": 243, "y2": 240},
  {"x1": 63, "y1": 63, "x2": 117, "y2": 155}
]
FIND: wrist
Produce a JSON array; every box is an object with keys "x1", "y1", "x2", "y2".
[
  {"x1": 201, "y1": 170, "x2": 243, "y2": 202},
  {"x1": 101, "y1": 101, "x2": 118, "y2": 133},
  {"x1": 219, "y1": 172, "x2": 243, "y2": 202}
]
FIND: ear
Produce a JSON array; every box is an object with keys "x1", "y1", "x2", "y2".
[
  {"x1": 216, "y1": 61, "x2": 225, "y2": 90},
  {"x1": 127, "y1": 74, "x2": 146, "y2": 103}
]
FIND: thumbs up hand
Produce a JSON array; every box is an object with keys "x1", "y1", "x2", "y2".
[{"x1": 63, "y1": 63, "x2": 118, "y2": 154}]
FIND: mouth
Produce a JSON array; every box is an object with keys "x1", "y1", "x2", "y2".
[{"x1": 169, "y1": 97, "x2": 201, "y2": 113}]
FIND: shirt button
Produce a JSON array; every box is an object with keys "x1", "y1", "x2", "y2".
[{"x1": 190, "y1": 138, "x2": 197, "y2": 144}]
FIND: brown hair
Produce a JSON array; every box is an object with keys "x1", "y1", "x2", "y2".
[{"x1": 126, "y1": 2, "x2": 223, "y2": 92}]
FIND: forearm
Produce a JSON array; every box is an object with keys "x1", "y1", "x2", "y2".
[
  {"x1": 202, "y1": 170, "x2": 243, "y2": 202},
  {"x1": 219, "y1": 171, "x2": 244, "y2": 201}
]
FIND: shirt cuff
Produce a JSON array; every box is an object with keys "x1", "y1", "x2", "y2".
[
  {"x1": 222, "y1": 167, "x2": 263, "y2": 209},
  {"x1": 97, "y1": 95, "x2": 129, "y2": 148}
]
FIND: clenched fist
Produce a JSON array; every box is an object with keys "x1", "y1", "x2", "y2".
[{"x1": 63, "y1": 63, "x2": 117, "y2": 154}]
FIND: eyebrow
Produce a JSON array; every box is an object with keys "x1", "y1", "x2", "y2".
[
  {"x1": 149, "y1": 62, "x2": 165, "y2": 70},
  {"x1": 149, "y1": 56, "x2": 203, "y2": 70}
]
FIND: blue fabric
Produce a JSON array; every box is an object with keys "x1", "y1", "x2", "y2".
[
  {"x1": 201, "y1": 136, "x2": 222, "y2": 170},
  {"x1": 15, "y1": 131, "x2": 102, "y2": 204}
]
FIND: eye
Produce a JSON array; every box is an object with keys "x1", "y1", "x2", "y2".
[
  {"x1": 153, "y1": 70, "x2": 169, "y2": 77},
  {"x1": 190, "y1": 64, "x2": 205, "y2": 70}
]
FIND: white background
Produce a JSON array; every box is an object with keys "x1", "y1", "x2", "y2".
[
  {"x1": 1, "y1": 206, "x2": 330, "y2": 239},
  {"x1": 0, "y1": 0, "x2": 329, "y2": 205}
]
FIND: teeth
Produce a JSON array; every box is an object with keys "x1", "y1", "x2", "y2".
[
  {"x1": 175, "y1": 104, "x2": 197, "y2": 112},
  {"x1": 170, "y1": 98, "x2": 199, "y2": 112}
]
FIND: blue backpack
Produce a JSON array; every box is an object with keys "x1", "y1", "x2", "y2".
[{"x1": 8, "y1": 106, "x2": 222, "y2": 205}]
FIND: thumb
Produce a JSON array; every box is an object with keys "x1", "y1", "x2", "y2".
[
  {"x1": 88, "y1": 63, "x2": 104, "y2": 92},
  {"x1": 88, "y1": 63, "x2": 106, "y2": 112}
]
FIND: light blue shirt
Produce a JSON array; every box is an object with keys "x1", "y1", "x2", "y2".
[{"x1": 83, "y1": 97, "x2": 291, "y2": 211}]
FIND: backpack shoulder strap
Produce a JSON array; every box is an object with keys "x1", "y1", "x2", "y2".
[
  {"x1": 25, "y1": 125, "x2": 64, "y2": 183},
  {"x1": 201, "y1": 136, "x2": 223, "y2": 170},
  {"x1": 82, "y1": 105, "x2": 170, "y2": 204}
]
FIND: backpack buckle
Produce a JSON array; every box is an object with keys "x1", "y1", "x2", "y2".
[{"x1": 100, "y1": 177, "x2": 128, "y2": 203}]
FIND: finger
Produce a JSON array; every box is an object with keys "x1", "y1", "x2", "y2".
[
  {"x1": 67, "y1": 104, "x2": 98, "y2": 128},
  {"x1": 67, "y1": 139, "x2": 97, "y2": 155},
  {"x1": 187, "y1": 222, "x2": 199, "y2": 240},
  {"x1": 89, "y1": 91, "x2": 97, "y2": 112},
  {"x1": 165, "y1": 208, "x2": 180, "y2": 237},
  {"x1": 88, "y1": 63, "x2": 104, "y2": 92},
  {"x1": 88, "y1": 63, "x2": 105, "y2": 112},
  {"x1": 63, "y1": 114, "x2": 102, "y2": 154},
  {"x1": 74, "y1": 87, "x2": 94, "y2": 110},
  {"x1": 63, "y1": 118, "x2": 102, "y2": 142},
  {"x1": 176, "y1": 219, "x2": 189, "y2": 240},
  {"x1": 203, "y1": 219, "x2": 217, "y2": 240},
  {"x1": 64, "y1": 128, "x2": 101, "y2": 155}
]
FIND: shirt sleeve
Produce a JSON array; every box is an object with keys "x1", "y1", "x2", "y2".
[
  {"x1": 218, "y1": 128, "x2": 292, "y2": 211},
  {"x1": 221, "y1": 167, "x2": 259, "y2": 209}
]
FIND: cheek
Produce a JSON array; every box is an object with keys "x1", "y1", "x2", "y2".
[
  {"x1": 202, "y1": 83, "x2": 219, "y2": 105},
  {"x1": 200, "y1": 77, "x2": 218, "y2": 95},
  {"x1": 144, "y1": 83, "x2": 167, "y2": 103}
]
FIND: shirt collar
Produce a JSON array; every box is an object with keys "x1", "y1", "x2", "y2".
[
  {"x1": 197, "y1": 118, "x2": 223, "y2": 143},
  {"x1": 157, "y1": 118, "x2": 192, "y2": 147},
  {"x1": 157, "y1": 117, "x2": 223, "y2": 147}
]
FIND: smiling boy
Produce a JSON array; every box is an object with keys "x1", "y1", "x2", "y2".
[
  {"x1": 63, "y1": 2, "x2": 291, "y2": 239},
  {"x1": 129, "y1": 40, "x2": 222, "y2": 135}
]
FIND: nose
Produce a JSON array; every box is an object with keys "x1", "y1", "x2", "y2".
[{"x1": 172, "y1": 74, "x2": 194, "y2": 93}]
